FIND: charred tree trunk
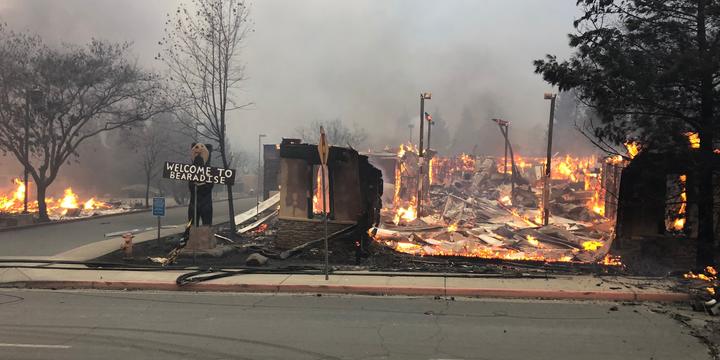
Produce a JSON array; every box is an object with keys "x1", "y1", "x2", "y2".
[
  {"x1": 144, "y1": 175, "x2": 151, "y2": 208},
  {"x1": 36, "y1": 181, "x2": 49, "y2": 222},
  {"x1": 696, "y1": 0, "x2": 716, "y2": 268}
]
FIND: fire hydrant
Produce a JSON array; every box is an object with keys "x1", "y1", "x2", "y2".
[{"x1": 121, "y1": 233, "x2": 134, "y2": 259}]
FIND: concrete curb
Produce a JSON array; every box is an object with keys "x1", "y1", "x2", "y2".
[{"x1": 1, "y1": 280, "x2": 690, "y2": 302}]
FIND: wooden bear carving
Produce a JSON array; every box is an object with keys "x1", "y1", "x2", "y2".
[{"x1": 189, "y1": 143, "x2": 214, "y2": 226}]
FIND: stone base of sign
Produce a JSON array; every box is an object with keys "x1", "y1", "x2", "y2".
[{"x1": 183, "y1": 225, "x2": 216, "y2": 251}]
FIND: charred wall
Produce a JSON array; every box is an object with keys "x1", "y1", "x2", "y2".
[
  {"x1": 276, "y1": 141, "x2": 382, "y2": 249},
  {"x1": 263, "y1": 144, "x2": 280, "y2": 200}
]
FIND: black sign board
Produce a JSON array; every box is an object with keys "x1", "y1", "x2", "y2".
[{"x1": 163, "y1": 161, "x2": 236, "y2": 185}]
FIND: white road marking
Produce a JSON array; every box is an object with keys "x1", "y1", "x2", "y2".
[{"x1": 0, "y1": 343, "x2": 71, "y2": 349}]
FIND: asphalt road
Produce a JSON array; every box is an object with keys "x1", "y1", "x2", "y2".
[
  {"x1": 0, "y1": 197, "x2": 255, "y2": 257},
  {"x1": 0, "y1": 289, "x2": 710, "y2": 360}
]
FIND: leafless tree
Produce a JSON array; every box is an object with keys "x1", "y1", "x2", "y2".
[
  {"x1": 0, "y1": 24, "x2": 168, "y2": 221},
  {"x1": 159, "y1": 0, "x2": 253, "y2": 232},
  {"x1": 123, "y1": 119, "x2": 169, "y2": 208},
  {"x1": 296, "y1": 119, "x2": 368, "y2": 149}
]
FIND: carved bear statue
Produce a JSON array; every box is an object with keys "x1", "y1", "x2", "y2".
[{"x1": 188, "y1": 143, "x2": 214, "y2": 226}]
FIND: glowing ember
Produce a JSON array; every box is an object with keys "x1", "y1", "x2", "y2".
[{"x1": 447, "y1": 223, "x2": 458, "y2": 232}]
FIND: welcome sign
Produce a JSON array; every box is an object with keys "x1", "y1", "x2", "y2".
[{"x1": 162, "y1": 161, "x2": 236, "y2": 185}]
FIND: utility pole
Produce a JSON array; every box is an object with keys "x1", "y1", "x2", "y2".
[
  {"x1": 257, "y1": 134, "x2": 267, "y2": 219},
  {"x1": 408, "y1": 123, "x2": 414, "y2": 143},
  {"x1": 542, "y1": 93, "x2": 557, "y2": 226},
  {"x1": 504, "y1": 128, "x2": 509, "y2": 177},
  {"x1": 417, "y1": 92, "x2": 431, "y2": 216}
]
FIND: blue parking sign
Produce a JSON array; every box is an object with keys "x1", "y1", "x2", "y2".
[{"x1": 152, "y1": 197, "x2": 166, "y2": 217}]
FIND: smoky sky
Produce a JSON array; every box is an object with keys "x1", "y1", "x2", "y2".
[{"x1": 0, "y1": 0, "x2": 582, "y2": 156}]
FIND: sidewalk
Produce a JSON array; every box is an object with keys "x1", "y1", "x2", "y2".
[{"x1": 0, "y1": 265, "x2": 689, "y2": 302}]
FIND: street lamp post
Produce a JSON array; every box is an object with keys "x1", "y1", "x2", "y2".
[
  {"x1": 257, "y1": 133, "x2": 267, "y2": 219},
  {"x1": 418, "y1": 92, "x2": 431, "y2": 216},
  {"x1": 542, "y1": 93, "x2": 557, "y2": 226}
]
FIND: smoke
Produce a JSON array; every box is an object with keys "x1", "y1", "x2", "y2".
[{"x1": 0, "y1": 0, "x2": 592, "y2": 187}]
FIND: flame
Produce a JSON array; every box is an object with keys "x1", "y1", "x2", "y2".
[
  {"x1": 686, "y1": 132, "x2": 700, "y2": 149},
  {"x1": 60, "y1": 188, "x2": 79, "y2": 209},
  {"x1": 0, "y1": 179, "x2": 110, "y2": 217},
  {"x1": 393, "y1": 202, "x2": 417, "y2": 225},
  {"x1": 499, "y1": 195, "x2": 512, "y2": 206},
  {"x1": 428, "y1": 157, "x2": 434, "y2": 185},
  {"x1": 312, "y1": 166, "x2": 330, "y2": 215},
  {"x1": 447, "y1": 223, "x2": 458, "y2": 232},
  {"x1": 582, "y1": 240, "x2": 604, "y2": 251},
  {"x1": 0, "y1": 178, "x2": 27, "y2": 212},
  {"x1": 625, "y1": 141, "x2": 640, "y2": 159},
  {"x1": 684, "y1": 267, "x2": 718, "y2": 283},
  {"x1": 600, "y1": 254, "x2": 622, "y2": 266},
  {"x1": 669, "y1": 175, "x2": 687, "y2": 231},
  {"x1": 526, "y1": 235, "x2": 540, "y2": 247}
]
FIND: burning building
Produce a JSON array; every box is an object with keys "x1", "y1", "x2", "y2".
[
  {"x1": 275, "y1": 139, "x2": 383, "y2": 249},
  {"x1": 370, "y1": 149, "x2": 620, "y2": 266},
  {"x1": 615, "y1": 150, "x2": 720, "y2": 244}
]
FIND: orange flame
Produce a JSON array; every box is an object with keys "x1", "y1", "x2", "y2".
[
  {"x1": 686, "y1": 132, "x2": 700, "y2": 149},
  {"x1": 0, "y1": 179, "x2": 110, "y2": 216},
  {"x1": 625, "y1": 141, "x2": 640, "y2": 159}
]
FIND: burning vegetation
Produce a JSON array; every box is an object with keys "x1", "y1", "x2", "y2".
[{"x1": 0, "y1": 178, "x2": 120, "y2": 220}]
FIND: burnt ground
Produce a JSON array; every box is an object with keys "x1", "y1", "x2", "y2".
[{"x1": 93, "y1": 220, "x2": 625, "y2": 276}]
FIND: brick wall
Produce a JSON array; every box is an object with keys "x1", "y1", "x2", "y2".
[{"x1": 276, "y1": 218, "x2": 353, "y2": 249}]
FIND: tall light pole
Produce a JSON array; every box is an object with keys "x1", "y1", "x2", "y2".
[
  {"x1": 257, "y1": 133, "x2": 267, "y2": 218},
  {"x1": 418, "y1": 92, "x2": 431, "y2": 215},
  {"x1": 542, "y1": 92, "x2": 557, "y2": 226}
]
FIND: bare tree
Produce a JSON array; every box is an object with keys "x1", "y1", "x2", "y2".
[
  {"x1": 296, "y1": 119, "x2": 368, "y2": 149},
  {"x1": 159, "y1": 0, "x2": 252, "y2": 232},
  {"x1": 0, "y1": 24, "x2": 167, "y2": 221},
  {"x1": 123, "y1": 119, "x2": 168, "y2": 208}
]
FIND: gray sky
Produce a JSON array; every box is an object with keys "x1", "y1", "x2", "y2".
[{"x1": 0, "y1": 0, "x2": 580, "y2": 156}]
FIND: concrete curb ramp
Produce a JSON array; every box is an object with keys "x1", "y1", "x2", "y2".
[{"x1": 1, "y1": 279, "x2": 689, "y2": 302}]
